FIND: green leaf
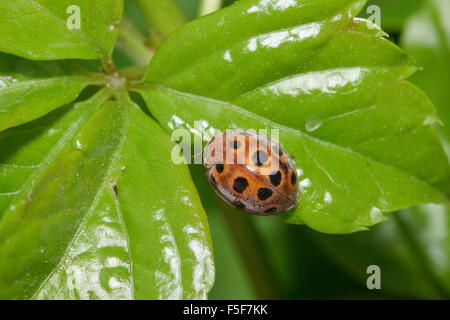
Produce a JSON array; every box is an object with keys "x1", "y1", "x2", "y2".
[
  {"x1": 0, "y1": 91, "x2": 214, "y2": 299},
  {"x1": 139, "y1": 0, "x2": 450, "y2": 233},
  {"x1": 0, "y1": 53, "x2": 97, "y2": 132},
  {"x1": 0, "y1": 0, "x2": 123, "y2": 61}
]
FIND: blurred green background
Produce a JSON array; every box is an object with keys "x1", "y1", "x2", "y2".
[{"x1": 120, "y1": 0, "x2": 450, "y2": 299}]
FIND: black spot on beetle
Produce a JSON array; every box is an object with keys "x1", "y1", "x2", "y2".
[
  {"x1": 233, "y1": 177, "x2": 249, "y2": 193},
  {"x1": 112, "y1": 184, "x2": 119, "y2": 198},
  {"x1": 233, "y1": 200, "x2": 246, "y2": 209},
  {"x1": 231, "y1": 139, "x2": 241, "y2": 149},
  {"x1": 252, "y1": 150, "x2": 268, "y2": 167},
  {"x1": 216, "y1": 163, "x2": 224, "y2": 173},
  {"x1": 258, "y1": 188, "x2": 273, "y2": 201},
  {"x1": 291, "y1": 172, "x2": 297, "y2": 185},
  {"x1": 269, "y1": 171, "x2": 282, "y2": 186},
  {"x1": 264, "y1": 207, "x2": 277, "y2": 214}
]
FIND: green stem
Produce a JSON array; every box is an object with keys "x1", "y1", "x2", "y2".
[
  {"x1": 117, "y1": 18, "x2": 154, "y2": 66},
  {"x1": 198, "y1": 0, "x2": 223, "y2": 16},
  {"x1": 120, "y1": 66, "x2": 147, "y2": 82},
  {"x1": 101, "y1": 54, "x2": 117, "y2": 75},
  {"x1": 135, "y1": 0, "x2": 186, "y2": 37},
  {"x1": 116, "y1": 88, "x2": 132, "y2": 106},
  {"x1": 219, "y1": 203, "x2": 281, "y2": 299}
]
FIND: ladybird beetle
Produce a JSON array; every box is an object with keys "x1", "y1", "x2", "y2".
[{"x1": 203, "y1": 129, "x2": 299, "y2": 215}]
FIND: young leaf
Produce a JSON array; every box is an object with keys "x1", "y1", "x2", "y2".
[
  {"x1": 139, "y1": 0, "x2": 450, "y2": 234},
  {"x1": 0, "y1": 92, "x2": 214, "y2": 299},
  {"x1": 0, "y1": 53, "x2": 98, "y2": 132},
  {"x1": 0, "y1": 0, "x2": 123, "y2": 61}
]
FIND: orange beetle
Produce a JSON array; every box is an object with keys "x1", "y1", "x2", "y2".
[{"x1": 203, "y1": 129, "x2": 299, "y2": 215}]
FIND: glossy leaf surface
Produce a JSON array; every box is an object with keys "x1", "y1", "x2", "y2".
[
  {"x1": 0, "y1": 53, "x2": 95, "y2": 132},
  {"x1": 0, "y1": 0, "x2": 123, "y2": 61},
  {"x1": 141, "y1": 0, "x2": 450, "y2": 233},
  {"x1": 0, "y1": 92, "x2": 214, "y2": 299}
]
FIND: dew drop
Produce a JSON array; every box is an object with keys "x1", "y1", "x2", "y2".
[
  {"x1": 305, "y1": 118, "x2": 323, "y2": 132},
  {"x1": 223, "y1": 50, "x2": 233, "y2": 62},
  {"x1": 0, "y1": 79, "x2": 8, "y2": 88},
  {"x1": 108, "y1": 277, "x2": 122, "y2": 289},
  {"x1": 324, "y1": 191, "x2": 332, "y2": 204},
  {"x1": 423, "y1": 114, "x2": 440, "y2": 125},
  {"x1": 299, "y1": 178, "x2": 311, "y2": 192},
  {"x1": 369, "y1": 207, "x2": 384, "y2": 224}
]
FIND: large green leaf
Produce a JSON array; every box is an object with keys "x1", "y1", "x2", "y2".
[
  {"x1": 0, "y1": 0, "x2": 123, "y2": 61},
  {"x1": 0, "y1": 53, "x2": 97, "y2": 132},
  {"x1": 0, "y1": 91, "x2": 214, "y2": 299},
  {"x1": 138, "y1": 0, "x2": 450, "y2": 234}
]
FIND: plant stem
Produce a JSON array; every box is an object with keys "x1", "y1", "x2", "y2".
[
  {"x1": 219, "y1": 203, "x2": 281, "y2": 299},
  {"x1": 120, "y1": 66, "x2": 147, "y2": 82},
  {"x1": 117, "y1": 18, "x2": 154, "y2": 66},
  {"x1": 135, "y1": 0, "x2": 186, "y2": 37},
  {"x1": 101, "y1": 54, "x2": 117, "y2": 75},
  {"x1": 198, "y1": 0, "x2": 223, "y2": 16}
]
